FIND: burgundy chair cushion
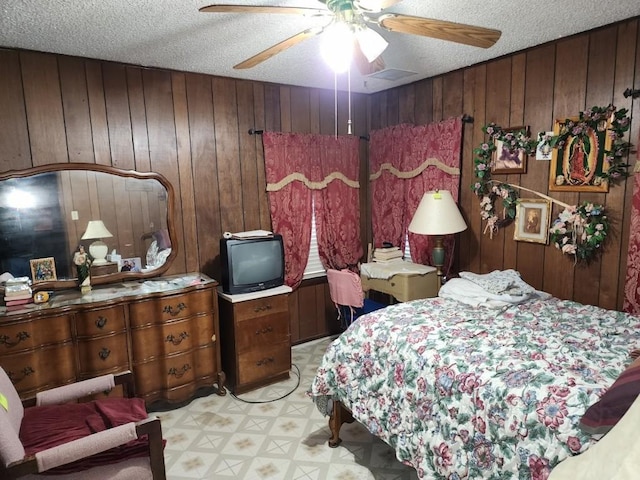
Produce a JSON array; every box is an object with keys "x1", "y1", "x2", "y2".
[
  {"x1": 20, "y1": 397, "x2": 150, "y2": 474},
  {"x1": 580, "y1": 357, "x2": 640, "y2": 435}
]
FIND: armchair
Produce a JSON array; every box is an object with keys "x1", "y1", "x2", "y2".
[{"x1": 0, "y1": 368, "x2": 166, "y2": 479}]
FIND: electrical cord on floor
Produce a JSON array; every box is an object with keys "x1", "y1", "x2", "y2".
[{"x1": 230, "y1": 363, "x2": 301, "y2": 404}]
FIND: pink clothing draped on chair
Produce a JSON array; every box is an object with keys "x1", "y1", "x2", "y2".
[
  {"x1": 263, "y1": 132, "x2": 362, "y2": 290},
  {"x1": 623, "y1": 127, "x2": 640, "y2": 314},
  {"x1": 369, "y1": 117, "x2": 463, "y2": 275}
]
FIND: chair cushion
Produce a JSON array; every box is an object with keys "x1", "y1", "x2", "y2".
[
  {"x1": 0, "y1": 367, "x2": 26, "y2": 466},
  {"x1": 20, "y1": 397, "x2": 150, "y2": 473}
]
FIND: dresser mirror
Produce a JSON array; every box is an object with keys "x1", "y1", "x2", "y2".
[{"x1": 0, "y1": 163, "x2": 176, "y2": 290}]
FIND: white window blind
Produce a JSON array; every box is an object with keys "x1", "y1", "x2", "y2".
[{"x1": 303, "y1": 198, "x2": 326, "y2": 279}]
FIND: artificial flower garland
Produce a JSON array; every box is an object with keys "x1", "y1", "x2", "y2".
[
  {"x1": 471, "y1": 124, "x2": 537, "y2": 235},
  {"x1": 549, "y1": 202, "x2": 608, "y2": 262}
]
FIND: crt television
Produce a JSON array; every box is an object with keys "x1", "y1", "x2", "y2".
[{"x1": 220, "y1": 234, "x2": 285, "y2": 295}]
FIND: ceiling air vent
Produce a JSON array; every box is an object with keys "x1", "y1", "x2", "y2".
[{"x1": 366, "y1": 68, "x2": 417, "y2": 81}]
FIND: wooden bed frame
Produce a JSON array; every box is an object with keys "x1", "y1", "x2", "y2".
[{"x1": 327, "y1": 399, "x2": 355, "y2": 448}]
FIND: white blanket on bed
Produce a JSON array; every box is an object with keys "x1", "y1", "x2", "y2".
[{"x1": 439, "y1": 275, "x2": 550, "y2": 308}]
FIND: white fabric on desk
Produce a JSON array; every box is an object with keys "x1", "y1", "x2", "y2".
[{"x1": 360, "y1": 260, "x2": 436, "y2": 280}]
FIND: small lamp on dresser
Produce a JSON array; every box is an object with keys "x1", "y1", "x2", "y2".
[
  {"x1": 408, "y1": 190, "x2": 467, "y2": 289},
  {"x1": 81, "y1": 220, "x2": 113, "y2": 265}
]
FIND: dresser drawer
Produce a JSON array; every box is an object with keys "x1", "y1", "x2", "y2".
[
  {"x1": 1, "y1": 344, "x2": 75, "y2": 397},
  {"x1": 234, "y1": 312, "x2": 289, "y2": 353},
  {"x1": 77, "y1": 333, "x2": 130, "y2": 375},
  {"x1": 233, "y1": 294, "x2": 288, "y2": 322},
  {"x1": 131, "y1": 314, "x2": 215, "y2": 360},
  {"x1": 133, "y1": 346, "x2": 217, "y2": 396},
  {"x1": 0, "y1": 315, "x2": 72, "y2": 354},
  {"x1": 129, "y1": 289, "x2": 214, "y2": 327},
  {"x1": 236, "y1": 340, "x2": 291, "y2": 386},
  {"x1": 75, "y1": 305, "x2": 126, "y2": 337}
]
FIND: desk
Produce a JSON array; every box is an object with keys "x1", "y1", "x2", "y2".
[{"x1": 360, "y1": 261, "x2": 438, "y2": 302}]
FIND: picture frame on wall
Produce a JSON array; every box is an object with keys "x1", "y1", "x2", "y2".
[
  {"x1": 514, "y1": 199, "x2": 551, "y2": 244},
  {"x1": 491, "y1": 126, "x2": 529, "y2": 175},
  {"x1": 30, "y1": 257, "x2": 57, "y2": 283},
  {"x1": 548, "y1": 116, "x2": 612, "y2": 192}
]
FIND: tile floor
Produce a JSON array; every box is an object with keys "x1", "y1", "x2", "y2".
[{"x1": 151, "y1": 336, "x2": 419, "y2": 480}]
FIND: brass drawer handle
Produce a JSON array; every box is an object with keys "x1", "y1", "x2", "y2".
[
  {"x1": 0, "y1": 331, "x2": 30, "y2": 348},
  {"x1": 95, "y1": 316, "x2": 108, "y2": 329},
  {"x1": 253, "y1": 304, "x2": 272, "y2": 313},
  {"x1": 256, "y1": 357, "x2": 275, "y2": 366},
  {"x1": 7, "y1": 366, "x2": 35, "y2": 383},
  {"x1": 98, "y1": 347, "x2": 111, "y2": 360},
  {"x1": 163, "y1": 302, "x2": 186, "y2": 316},
  {"x1": 166, "y1": 331, "x2": 189, "y2": 345},
  {"x1": 168, "y1": 364, "x2": 191, "y2": 378},
  {"x1": 255, "y1": 326, "x2": 274, "y2": 335}
]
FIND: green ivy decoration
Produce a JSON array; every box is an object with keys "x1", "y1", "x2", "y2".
[
  {"x1": 472, "y1": 124, "x2": 538, "y2": 236},
  {"x1": 549, "y1": 202, "x2": 609, "y2": 262},
  {"x1": 538, "y1": 104, "x2": 632, "y2": 183}
]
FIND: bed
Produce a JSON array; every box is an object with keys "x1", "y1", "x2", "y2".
[{"x1": 309, "y1": 271, "x2": 640, "y2": 479}]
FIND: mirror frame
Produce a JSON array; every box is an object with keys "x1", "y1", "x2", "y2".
[{"x1": 0, "y1": 163, "x2": 178, "y2": 291}]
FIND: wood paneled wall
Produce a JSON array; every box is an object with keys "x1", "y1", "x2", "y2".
[
  {"x1": 0, "y1": 17, "x2": 638, "y2": 344},
  {"x1": 369, "y1": 18, "x2": 640, "y2": 311}
]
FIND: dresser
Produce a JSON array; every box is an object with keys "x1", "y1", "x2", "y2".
[
  {"x1": 0, "y1": 273, "x2": 226, "y2": 407},
  {"x1": 218, "y1": 285, "x2": 292, "y2": 394}
]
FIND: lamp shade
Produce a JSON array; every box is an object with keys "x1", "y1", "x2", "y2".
[
  {"x1": 408, "y1": 190, "x2": 467, "y2": 236},
  {"x1": 81, "y1": 220, "x2": 113, "y2": 240},
  {"x1": 81, "y1": 220, "x2": 113, "y2": 265}
]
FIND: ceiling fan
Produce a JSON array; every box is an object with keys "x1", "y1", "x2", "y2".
[{"x1": 199, "y1": 0, "x2": 501, "y2": 74}]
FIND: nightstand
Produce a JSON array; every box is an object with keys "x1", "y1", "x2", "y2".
[{"x1": 360, "y1": 262, "x2": 438, "y2": 302}]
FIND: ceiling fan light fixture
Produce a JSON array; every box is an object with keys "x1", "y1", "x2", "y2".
[
  {"x1": 355, "y1": 26, "x2": 388, "y2": 63},
  {"x1": 321, "y1": 21, "x2": 353, "y2": 73}
]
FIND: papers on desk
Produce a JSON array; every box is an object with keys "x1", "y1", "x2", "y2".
[{"x1": 361, "y1": 261, "x2": 436, "y2": 280}]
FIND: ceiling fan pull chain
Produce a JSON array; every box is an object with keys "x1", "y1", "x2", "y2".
[
  {"x1": 347, "y1": 67, "x2": 352, "y2": 136},
  {"x1": 334, "y1": 69, "x2": 338, "y2": 138}
]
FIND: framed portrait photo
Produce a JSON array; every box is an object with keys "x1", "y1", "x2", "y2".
[
  {"x1": 514, "y1": 199, "x2": 551, "y2": 244},
  {"x1": 491, "y1": 126, "x2": 529, "y2": 175},
  {"x1": 30, "y1": 257, "x2": 57, "y2": 283},
  {"x1": 548, "y1": 116, "x2": 612, "y2": 192}
]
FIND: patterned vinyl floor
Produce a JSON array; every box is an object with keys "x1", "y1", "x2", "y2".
[{"x1": 151, "y1": 336, "x2": 419, "y2": 480}]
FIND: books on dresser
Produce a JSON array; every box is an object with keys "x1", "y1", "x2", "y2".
[{"x1": 3, "y1": 276, "x2": 33, "y2": 307}]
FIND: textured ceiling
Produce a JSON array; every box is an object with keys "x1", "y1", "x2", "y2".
[{"x1": 1, "y1": 0, "x2": 639, "y2": 94}]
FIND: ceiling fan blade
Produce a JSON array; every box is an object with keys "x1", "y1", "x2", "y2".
[
  {"x1": 353, "y1": 41, "x2": 386, "y2": 76},
  {"x1": 199, "y1": 4, "x2": 329, "y2": 16},
  {"x1": 234, "y1": 27, "x2": 323, "y2": 69},
  {"x1": 379, "y1": 13, "x2": 501, "y2": 49}
]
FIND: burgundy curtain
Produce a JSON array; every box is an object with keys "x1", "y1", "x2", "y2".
[
  {"x1": 263, "y1": 132, "x2": 361, "y2": 289},
  {"x1": 315, "y1": 135, "x2": 363, "y2": 270},
  {"x1": 623, "y1": 128, "x2": 640, "y2": 314},
  {"x1": 369, "y1": 124, "x2": 413, "y2": 249},
  {"x1": 370, "y1": 117, "x2": 463, "y2": 274}
]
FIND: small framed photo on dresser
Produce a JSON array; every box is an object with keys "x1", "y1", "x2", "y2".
[{"x1": 30, "y1": 257, "x2": 57, "y2": 283}]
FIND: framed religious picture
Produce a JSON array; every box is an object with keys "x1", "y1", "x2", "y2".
[
  {"x1": 513, "y1": 199, "x2": 551, "y2": 244},
  {"x1": 548, "y1": 115, "x2": 612, "y2": 192},
  {"x1": 490, "y1": 126, "x2": 529, "y2": 175},
  {"x1": 30, "y1": 257, "x2": 57, "y2": 283}
]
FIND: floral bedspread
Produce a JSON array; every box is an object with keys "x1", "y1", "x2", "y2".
[{"x1": 309, "y1": 296, "x2": 640, "y2": 479}]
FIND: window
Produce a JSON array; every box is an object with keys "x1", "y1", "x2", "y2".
[{"x1": 303, "y1": 198, "x2": 326, "y2": 279}]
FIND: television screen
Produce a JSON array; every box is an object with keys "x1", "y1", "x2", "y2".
[{"x1": 220, "y1": 234, "x2": 285, "y2": 294}]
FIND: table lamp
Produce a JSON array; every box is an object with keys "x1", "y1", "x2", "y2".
[
  {"x1": 408, "y1": 190, "x2": 467, "y2": 287},
  {"x1": 81, "y1": 220, "x2": 113, "y2": 265}
]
